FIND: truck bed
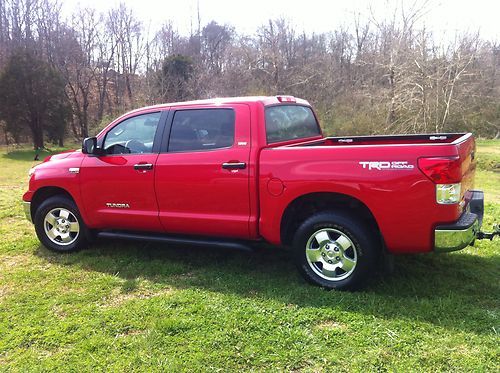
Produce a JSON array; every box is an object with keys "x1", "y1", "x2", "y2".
[
  {"x1": 259, "y1": 132, "x2": 476, "y2": 253},
  {"x1": 288, "y1": 133, "x2": 469, "y2": 147}
]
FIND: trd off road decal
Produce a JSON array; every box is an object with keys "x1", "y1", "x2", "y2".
[{"x1": 359, "y1": 161, "x2": 415, "y2": 170}]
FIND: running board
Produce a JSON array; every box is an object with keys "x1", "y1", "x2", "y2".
[{"x1": 96, "y1": 231, "x2": 255, "y2": 252}]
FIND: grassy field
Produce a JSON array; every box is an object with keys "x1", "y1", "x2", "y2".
[{"x1": 0, "y1": 141, "x2": 499, "y2": 371}]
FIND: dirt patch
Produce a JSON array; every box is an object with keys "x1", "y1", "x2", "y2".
[
  {"x1": 102, "y1": 285, "x2": 174, "y2": 308},
  {"x1": 51, "y1": 304, "x2": 68, "y2": 319},
  {"x1": 0, "y1": 185, "x2": 24, "y2": 189},
  {"x1": 174, "y1": 271, "x2": 196, "y2": 280},
  {"x1": 315, "y1": 320, "x2": 347, "y2": 331},
  {"x1": 0, "y1": 285, "x2": 12, "y2": 299},
  {"x1": 0, "y1": 254, "x2": 58, "y2": 274},
  {"x1": 115, "y1": 329, "x2": 145, "y2": 338},
  {"x1": 0, "y1": 254, "x2": 33, "y2": 270}
]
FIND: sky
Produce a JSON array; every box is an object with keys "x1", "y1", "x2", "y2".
[{"x1": 61, "y1": 0, "x2": 500, "y2": 42}]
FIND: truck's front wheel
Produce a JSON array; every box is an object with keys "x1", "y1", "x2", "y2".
[
  {"x1": 34, "y1": 196, "x2": 88, "y2": 253},
  {"x1": 293, "y1": 211, "x2": 378, "y2": 290}
]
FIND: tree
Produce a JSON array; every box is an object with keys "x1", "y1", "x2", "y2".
[
  {"x1": 201, "y1": 21, "x2": 233, "y2": 74},
  {"x1": 107, "y1": 3, "x2": 144, "y2": 106},
  {"x1": 55, "y1": 9, "x2": 101, "y2": 139},
  {"x1": 158, "y1": 54, "x2": 194, "y2": 101},
  {"x1": 0, "y1": 49, "x2": 70, "y2": 148},
  {"x1": 0, "y1": 0, "x2": 499, "y2": 144}
]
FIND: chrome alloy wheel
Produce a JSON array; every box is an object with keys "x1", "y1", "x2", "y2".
[
  {"x1": 43, "y1": 208, "x2": 80, "y2": 246},
  {"x1": 305, "y1": 228, "x2": 358, "y2": 281}
]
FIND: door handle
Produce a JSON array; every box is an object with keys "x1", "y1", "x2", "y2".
[
  {"x1": 134, "y1": 163, "x2": 153, "y2": 171},
  {"x1": 222, "y1": 162, "x2": 246, "y2": 170}
]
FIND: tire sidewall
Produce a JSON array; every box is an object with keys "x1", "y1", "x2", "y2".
[
  {"x1": 293, "y1": 212, "x2": 377, "y2": 290},
  {"x1": 34, "y1": 196, "x2": 87, "y2": 253}
]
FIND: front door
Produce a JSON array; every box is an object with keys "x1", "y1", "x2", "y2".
[
  {"x1": 155, "y1": 105, "x2": 251, "y2": 238},
  {"x1": 80, "y1": 111, "x2": 165, "y2": 232}
]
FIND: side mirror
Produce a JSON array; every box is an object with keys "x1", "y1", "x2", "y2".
[{"x1": 82, "y1": 137, "x2": 98, "y2": 155}]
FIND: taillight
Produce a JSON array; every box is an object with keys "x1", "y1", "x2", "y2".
[
  {"x1": 418, "y1": 157, "x2": 463, "y2": 204},
  {"x1": 418, "y1": 157, "x2": 462, "y2": 184}
]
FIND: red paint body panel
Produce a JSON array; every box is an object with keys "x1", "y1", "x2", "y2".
[
  {"x1": 22, "y1": 151, "x2": 89, "y2": 223},
  {"x1": 257, "y1": 139, "x2": 474, "y2": 253},
  {"x1": 79, "y1": 153, "x2": 163, "y2": 231},
  {"x1": 155, "y1": 104, "x2": 252, "y2": 238},
  {"x1": 23, "y1": 96, "x2": 478, "y2": 255}
]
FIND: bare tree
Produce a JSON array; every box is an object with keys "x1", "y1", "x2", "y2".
[
  {"x1": 1, "y1": 0, "x2": 499, "y2": 145},
  {"x1": 107, "y1": 3, "x2": 145, "y2": 107}
]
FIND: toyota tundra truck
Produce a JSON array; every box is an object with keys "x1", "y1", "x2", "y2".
[{"x1": 22, "y1": 96, "x2": 494, "y2": 290}]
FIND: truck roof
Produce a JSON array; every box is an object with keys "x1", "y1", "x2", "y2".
[{"x1": 126, "y1": 96, "x2": 311, "y2": 116}]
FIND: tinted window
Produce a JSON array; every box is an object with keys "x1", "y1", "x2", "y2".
[
  {"x1": 265, "y1": 105, "x2": 320, "y2": 143},
  {"x1": 168, "y1": 109, "x2": 235, "y2": 152},
  {"x1": 103, "y1": 112, "x2": 161, "y2": 154}
]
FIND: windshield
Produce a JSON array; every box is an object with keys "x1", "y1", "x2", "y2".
[{"x1": 265, "y1": 105, "x2": 321, "y2": 143}]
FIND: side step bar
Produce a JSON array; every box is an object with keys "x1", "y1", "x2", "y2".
[{"x1": 97, "y1": 231, "x2": 256, "y2": 252}]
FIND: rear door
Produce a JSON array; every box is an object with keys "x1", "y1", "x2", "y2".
[{"x1": 155, "y1": 105, "x2": 251, "y2": 238}]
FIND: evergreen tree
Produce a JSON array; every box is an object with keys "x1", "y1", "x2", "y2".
[
  {"x1": 0, "y1": 49, "x2": 70, "y2": 148},
  {"x1": 159, "y1": 54, "x2": 194, "y2": 101}
]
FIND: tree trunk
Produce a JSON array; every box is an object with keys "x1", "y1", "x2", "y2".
[
  {"x1": 82, "y1": 94, "x2": 89, "y2": 138},
  {"x1": 386, "y1": 63, "x2": 396, "y2": 127},
  {"x1": 126, "y1": 73, "x2": 133, "y2": 103},
  {"x1": 31, "y1": 124, "x2": 44, "y2": 149},
  {"x1": 3, "y1": 127, "x2": 9, "y2": 146},
  {"x1": 97, "y1": 73, "x2": 109, "y2": 122}
]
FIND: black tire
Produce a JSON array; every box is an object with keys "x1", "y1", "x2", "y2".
[
  {"x1": 34, "y1": 195, "x2": 88, "y2": 253},
  {"x1": 292, "y1": 211, "x2": 379, "y2": 290}
]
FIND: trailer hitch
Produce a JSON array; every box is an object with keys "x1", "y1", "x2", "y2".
[{"x1": 477, "y1": 224, "x2": 500, "y2": 241}]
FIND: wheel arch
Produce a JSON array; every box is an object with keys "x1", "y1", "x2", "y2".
[
  {"x1": 30, "y1": 186, "x2": 77, "y2": 222},
  {"x1": 280, "y1": 192, "x2": 383, "y2": 247}
]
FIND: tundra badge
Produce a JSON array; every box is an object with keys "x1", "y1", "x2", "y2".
[{"x1": 106, "y1": 203, "x2": 130, "y2": 208}]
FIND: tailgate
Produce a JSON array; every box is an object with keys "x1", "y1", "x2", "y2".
[{"x1": 455, "y1": 134, "x2": 477, "y2": 206}]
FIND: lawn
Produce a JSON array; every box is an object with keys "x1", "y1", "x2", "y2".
[{"x1": 0, "y1": 141, "x2": 499, "y2": 371}]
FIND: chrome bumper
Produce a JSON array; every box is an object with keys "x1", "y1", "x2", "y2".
[
  {"x1": 23, "y1": 201, "x2": 32, "y2": 223},
  {"x1": 435, "y1": 217, "x2": 479, "y2": 252},
  {"x1": 434, "y1": 190, "x2": 483, "y2": 253}
]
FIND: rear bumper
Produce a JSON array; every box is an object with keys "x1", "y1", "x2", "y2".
[{"x1": 434, "y1": 190, "x2": 483, "y2": 253}]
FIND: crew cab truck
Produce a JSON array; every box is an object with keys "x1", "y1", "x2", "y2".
[{"x1": 23, "y1": 96, "x2": 493, "y2": 290}]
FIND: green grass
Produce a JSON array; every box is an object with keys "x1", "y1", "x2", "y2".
[{"x1": 0, "y1": 141, "x2": 499, "y2": 371}]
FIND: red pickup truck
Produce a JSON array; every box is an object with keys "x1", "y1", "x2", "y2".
[{"x1": 23, "y1": 96, "x2": 489, "y2": 290}]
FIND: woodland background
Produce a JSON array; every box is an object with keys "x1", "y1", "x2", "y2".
[{"x1": 0, "y1": 0, "x2": 499, "y2": 149}]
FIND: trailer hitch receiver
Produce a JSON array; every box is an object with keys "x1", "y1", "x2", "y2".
[{"x1": 477, "y1": 224, "x2": 499, "y2": 241}]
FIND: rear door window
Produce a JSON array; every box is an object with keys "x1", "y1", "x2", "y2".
[{"x1": 168, "y1": 109, "x2": 235, "y2": 152}]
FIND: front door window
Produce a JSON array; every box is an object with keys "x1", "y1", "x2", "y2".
[{"x1": 103, "y1": 112, "x2": 161, "y2": 154}]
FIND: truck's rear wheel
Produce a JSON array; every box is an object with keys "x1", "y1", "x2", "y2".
[
  {"x1": 34, "y1": 196, "x2": 88, "y2": 253},
  {"x1": 293, "y1": 211, "x2": 378, "y2": 290}
]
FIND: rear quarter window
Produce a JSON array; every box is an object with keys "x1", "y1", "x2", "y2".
[{"x1": 265, "y1": 105, "x2": 320, "y2": 143}]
